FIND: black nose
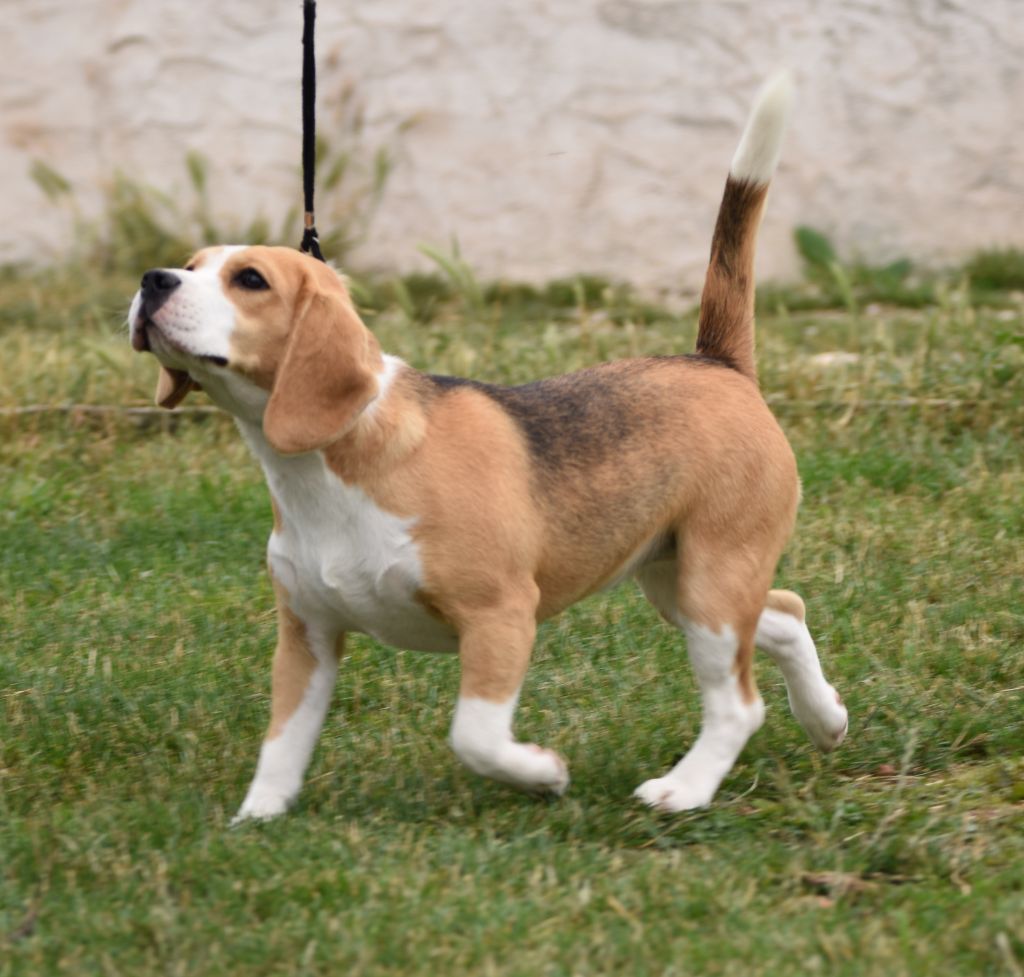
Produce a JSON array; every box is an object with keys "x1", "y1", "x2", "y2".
[
  {"x1": 140, "y1": 269, "x2": 181, "y2": 316},
  {"x1": 141, "y1": 269, "x2": 181, "y2": 296}
]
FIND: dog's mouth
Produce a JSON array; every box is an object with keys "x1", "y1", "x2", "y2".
[
  {"x1": 132, "y1": 317, "x2": 227, "y2": 368},
  {"x1": 132, "y1": 317, "x2": 153, "y2": 353},
  {"x1": 157, "y1": 366, "x2": 199, "y2": 409}
]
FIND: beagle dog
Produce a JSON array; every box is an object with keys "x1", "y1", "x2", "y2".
[{"x1": 129, "y1": 73, "x2": 847, "y2": 822}]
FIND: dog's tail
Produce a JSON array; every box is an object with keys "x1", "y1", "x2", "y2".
[{"x1": 695, "y1": 71, "x2": 793, "y2": 383}]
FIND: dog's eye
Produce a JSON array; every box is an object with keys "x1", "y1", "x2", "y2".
[{"x1": 234, "y1": 268, "x2": 269, "y2": 291}]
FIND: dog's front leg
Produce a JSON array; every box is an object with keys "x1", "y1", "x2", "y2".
[
  {"x1": 233, "y1": 586, "x2": 341, "y2": 823},
  {"x1": 449, "y1": 593, "x2": 569, "y2": 795}
]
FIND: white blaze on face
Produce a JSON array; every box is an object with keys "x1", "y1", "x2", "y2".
[{"x1": 141, "y1": 246, "x2": 245, "y2": 368}]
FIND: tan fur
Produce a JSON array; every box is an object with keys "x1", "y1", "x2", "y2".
[
  {"x1": 160, "y1": 246, "x2": 802, "y2": 711},
  {"x1": 138, "y1": 76, "x2": 822, "y2": 814},
  {"x1": 319, "y1": 352, "x2": 797, "y2": 704},
  {"x1": 266, "y1": 577, "x2": 320, "y2": 741},
  {"x1": 224, "y1": 250, "x2": 385, "y2": 452},
  {"x1": 155, "y1": 365, "x2": 198, "y2": 409},
  {"x1": 696, "y1": 179, "x2": 769, "y2": 382},
  {"x1": 264, "y1": 494, "x2": 344, "y2": 738},
  {"x1": 765, "y1": 588, "x2": 806, "y2": 622},
  {"x1": 455, "y1": 592, "x2": 540, "y2": 701}
]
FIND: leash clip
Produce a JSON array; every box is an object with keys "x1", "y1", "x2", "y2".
[{"x1": 300, "y1": 211, "x2": 325, "y2": 262}]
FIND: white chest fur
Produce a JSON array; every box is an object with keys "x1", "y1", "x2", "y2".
[{"x1": 238, "y1": 421, "x2": 458, "y2": 654}]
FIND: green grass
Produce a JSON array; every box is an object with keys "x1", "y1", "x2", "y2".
[{"x1": 2, "y1": 262, "x2": 1023, "y2": 976}]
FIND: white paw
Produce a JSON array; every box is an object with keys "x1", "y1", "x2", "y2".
[
  {"x1": 634, "y1": 776, "x2": 713, "y2": 813},
  {"x1": 231, "y1": 789, "x2": 292, "y2": 825},
  {"x1": 460, "y1": 741, "x2": 570, "y2": 796},
  {"x1": 492, "y1": 742, "x2": 570, "y2": 796},
  {"x1": 449, "y1": 698, "x2": 570, "y2": 796},
  {"x1": 519, "y1": 743, "x2": 571, "y2": 795},
  {"x1": 792, "y1": 686, "x2": 849, "y2": 753}
]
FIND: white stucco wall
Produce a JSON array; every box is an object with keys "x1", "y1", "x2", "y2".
[{"x1": 3, "y1": 0, "x2": 1023, "y2": 293}]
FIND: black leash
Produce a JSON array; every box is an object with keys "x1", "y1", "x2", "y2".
[{"x1": 300, "y1": 0, "x2": 326, "y2": 262}]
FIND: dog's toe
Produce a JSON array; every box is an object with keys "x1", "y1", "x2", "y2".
[
  {"x1": 794, "y1": 686, "x2": 849, "y2": 753},
  {"x1": 519, "y1": 744, "x2": 571, "y2": 795},
  {"x1": 231, "y1": 791, "x2": 291, "y2": 825},
  {"x1": 634, "y1": 776, "x2": 712, "y2": 813}
]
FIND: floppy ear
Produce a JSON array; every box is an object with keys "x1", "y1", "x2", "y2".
[
  {"x1": 155, "y1": 366, "x2": 200, "y2": 409},
  {"x1": 262, "y1": 289, "x2": 378, "y2": 455}
]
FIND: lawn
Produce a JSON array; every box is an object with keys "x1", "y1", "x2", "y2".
[{"x1": 2, "y1": 258, "x2": 1023, "y2": 976}]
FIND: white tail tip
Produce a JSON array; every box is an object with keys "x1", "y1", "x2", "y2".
[{"x1": 729, "y1": 70, "x2": 794, "y2": 185}]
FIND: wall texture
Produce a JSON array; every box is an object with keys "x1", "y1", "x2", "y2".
[{"x1": 4, "y1": 0, "x2": 1023, "y2": 293}]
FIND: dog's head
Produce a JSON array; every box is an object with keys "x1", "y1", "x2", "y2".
[{"x1": 129, "y1": 246, "x2": 382, "y2": 454}]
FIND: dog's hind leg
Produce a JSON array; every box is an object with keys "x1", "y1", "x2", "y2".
[
  {"x1": 233, "y1": 582, "x2": 341, "y2": 824},
  {"x1": 756, "y1": 589, "x2": 848, "y2": 751},
  {"x1": 449, "y1": 586, "x2": 570, "y2": 796},
  {"x1": 634, "y1": 553, "x2": 769, "y2": 812}
]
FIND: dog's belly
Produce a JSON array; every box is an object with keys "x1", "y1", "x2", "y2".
[{"x1": 267, "y1": 530, "x2": 459, "y2": 654}]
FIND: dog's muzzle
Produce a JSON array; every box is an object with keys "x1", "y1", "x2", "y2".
[{"x1": 133, "y1": 269, "x2": 181, "y2": 352}]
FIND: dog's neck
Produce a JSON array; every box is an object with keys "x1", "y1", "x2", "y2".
[{"x1": 237, "y1": 354, "x2": 427, "y2": 488}]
